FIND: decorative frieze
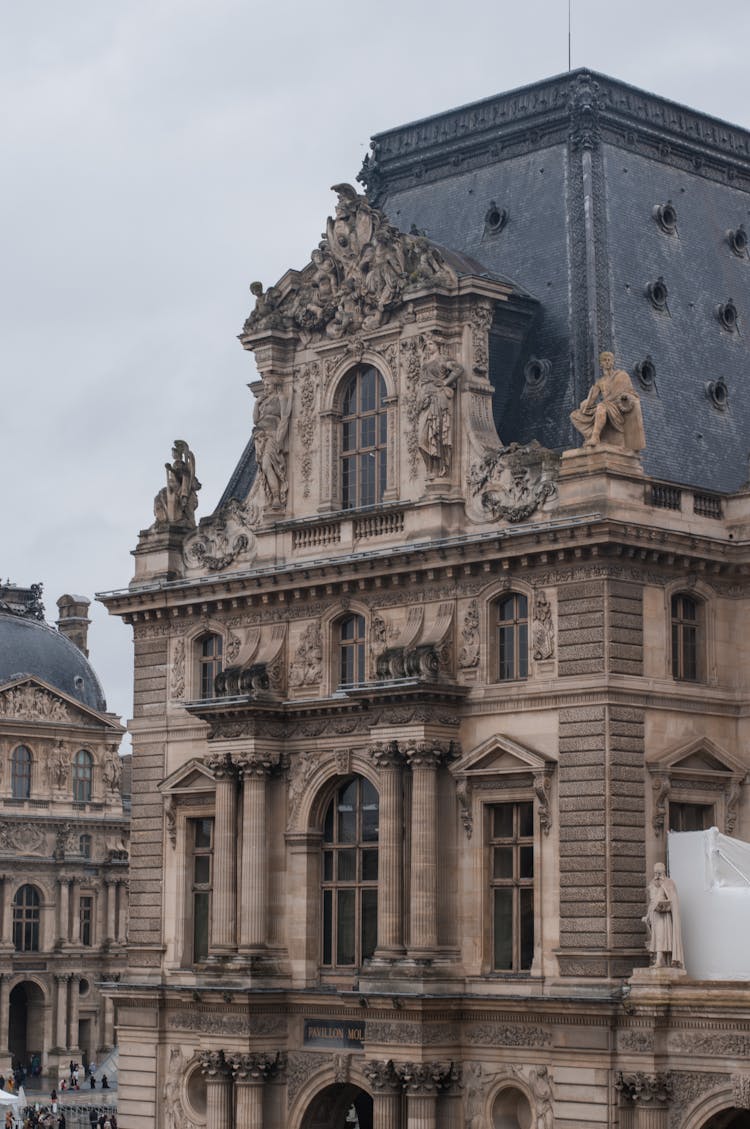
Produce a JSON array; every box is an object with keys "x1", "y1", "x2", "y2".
[
  {"x1": 168, "y1": 1010, "x2": 285, "y2": 1036},
  {"x1": 464, "y1": 1022, "x2": 552, "y2": 1047}
]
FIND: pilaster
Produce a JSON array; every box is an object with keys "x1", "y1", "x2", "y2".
[
  {"x1": 200, "y1": 1050, "x2": 234, "y2": 1129},
  {"x1": 370, "y1": 741, "x2": 406, "y2": 960},
  {"x1": 208, "y1": 755, "x2": 239, "y2": 956}
]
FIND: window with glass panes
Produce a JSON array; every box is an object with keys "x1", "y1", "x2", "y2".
[
  {"x1": 72, "y1": 750, "x2": 93, "y2": 802},
  {"x1": 341, "y1": 366, "x2": 387, "y2": 510},
  {"x1": 490, "y1": 801, "x2": 534, "y2": 972},
  {"x1": 79, "y1": 834, "x2": 92, "y2": 859},
  {"x1": 11, "y1": 745, "x2": 31, "y2": 799},
  {"x1": 190, "y1": 818, "x2": 213, "y2": 963},
  {"x1": 198, "y1": 635, "x2": 223, "y2": 698},
  {"x1": 339, "y1": 614, "x2": 366, "y2": 685},
  {"x1": 669, "y1": 802, "x2": 713, "y2": 832},
  {"x1": 321, "y1": 777, "x2": 378, "y2": 968},
  {"x1": 80, "y1": 895, "x2": 93, "y2": 946},
  {"x1": 13, "y1": 885, "x2": 40, "y2": 952},
  {"x1": 671, "y1": 594, "x2": 700, "y2": 681},
  {"x1": 496, "y1": 594, "x2": 529, "y2": 681}
]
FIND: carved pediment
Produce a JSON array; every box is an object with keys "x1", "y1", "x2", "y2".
[
  {"x1": 239, "y1": 184, "x2": 458, "y2": 347},
  {"x1": 0, "y1": 676, "x2": 123, "y2": 732},
  {"x1": 158, "y1": 758, "x2": 216, "y2": 796},
  {"x1": 647, "y1": 737, "x2": 747, "y2": 836},
  {"x1": 451, "y1": 734, "x2": 555, "y2": 779},
  {"x1": 647, "y1": 736, "x2": 747, "y2": 779}
]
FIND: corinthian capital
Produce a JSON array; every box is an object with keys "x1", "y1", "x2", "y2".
[
  {"x1": 404, "y1": 739, "x2": 458, "y2": 769},
  {"x1": 615, "y1": 1071, "x2": 672, "y2": 1105},
  {"x1": 199, "y1": 1050, "x2": 232, "y2": 1080},
  {"x1": 368, "y1": 740, "x2": 404, "y2": 770},
  {"x1": 396, "y1": 1061, "x2": 460, "y2": 1094},
  {"x1": 363, "y1": 1059, "x2": 401, "y2": 1094},
  {"x1": 205, "y1": 753, "x2": 237, "y2": 780},
  {"x1": 236, "y1": 752, "x2": 279, "y2": 779},
  {"x1": 231, "y1": 1052, "x2": 285, "y2": 1083}
]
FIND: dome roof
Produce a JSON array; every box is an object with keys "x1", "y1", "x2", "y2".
[{"x1": 0, "y1": 612, "x2": 107, "y2": 713}]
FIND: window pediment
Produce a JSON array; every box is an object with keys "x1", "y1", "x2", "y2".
[
  {"x1": 159, "y1": 758, "x2": 217, "y2": 797},
  {"x1": 451, "y1": 735, "x2": 555, "y2": 840},
  {"x1": 647, "y1": 737, "x2": 747, "y2": 835}
]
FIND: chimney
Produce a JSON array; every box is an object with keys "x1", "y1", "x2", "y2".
[{"x1": 56, "y1": 594, "x2": 91, "y2": 657}]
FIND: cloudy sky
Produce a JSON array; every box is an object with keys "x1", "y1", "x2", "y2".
[{"x1": 3, "y1": 0, "x2": 749, "y2": 735}]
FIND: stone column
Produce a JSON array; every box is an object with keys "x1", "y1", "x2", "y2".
[
  {"x1": 200, "y1": 1050, "x2": 233, "y2": 1129},
  {"x1": 0, "y1": 877, "x2": 12, "y2": 949},
  {"x1": 616, "y1": 1072, "x2": 671, "y2": 1129},
  {"x1": 54, "y1": 975, "x2": 68, "y2": 1050},
  {"x1": 364, "y1": 1061, "x2": 402, "y2": 1129},
  {"x1": 58, "y1": 878, "x2": 70, "y2": 946},
  {"x1": 208, "y1": 755, "x2": 239, "y2": 956},
  {"x1": 237, "y1": 755, "x2": 275, "y2": 954},
  {"x1": 69, "y1": 880, "x2": 81, "y2": 945},
  {"x1": 231, "y1": 1052, "x2": 282, "y2": 1129},
  {"x1": 105, "y1": 879, "x2": 117, "y2": 942},
  {"x1": 405, "y1": 743, "x2": 446, "y2": 958},
  {"x1": 0, "y1": 976, "x2": 9, "y2": 1055},
  {"x1": 116, "y1": 881, "x2": 128, "y2": 944},
  {"x1": 370, "y1": 743, "x2": 405, "y2": 960},
  {"x1": 68, "y1": 974, "x2": 81, "y2": 1051},
  {"x1": 101, "y1": 995, "x2": 115, "y2": 1050},
  {"x1": 399, "y1": 1065, "x2": 442, "y2": 1129}
]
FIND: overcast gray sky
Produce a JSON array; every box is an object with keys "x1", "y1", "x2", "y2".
[{"x1": 3, "y1": 0, "x2": 749, "y2": 735}]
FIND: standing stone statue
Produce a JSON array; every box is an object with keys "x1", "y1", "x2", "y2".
[
  {"x1": 643, "y1": 863, "x2": 685, "y2": 969},
  {"x1": 153, "y1": 440, "x2": 201, "y2": 527},
  {"x1": 417, "y1": 338, "x2": 463, "y2": 478},
  {"x1": 570, "y1": 351, "x2": 646, "y2": 450},
  {"x1": 253, "y1": 380, "x2": 292, "y2": 509}
]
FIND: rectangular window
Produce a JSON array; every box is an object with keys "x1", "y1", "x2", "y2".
[
  {"x1": 80, "y1": 896, "x2": 93, "y2": 946},
  {"x1": 189, "y1": 817, "x2": 213, "y2": 963},
  {"x1": 490, "y1": 801, "x2": 534, "y2": 972},
  {"x1": 669, "y1": 802, "x2": 713, "y2": 832}
]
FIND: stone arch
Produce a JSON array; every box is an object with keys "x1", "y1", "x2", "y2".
[
  {"x1": 322, "y1": 352, "x2": 397, "y2": 415},
  {"x1": 9, "y1": 978, "x2": 47, "y2": 1068},
  {"x1": 294, "y1": 752, "x2": 380, "y2": 837},
  {"x1": 287, "y1": 1061, "x2": 374, "y2": 1129},
  {"x1": 681, "y1": 1084, "x2": 750, "y2": 1129}
]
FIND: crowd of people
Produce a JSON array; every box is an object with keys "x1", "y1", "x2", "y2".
[{"x1": 0, "y1": 1060, "x2": 115, "y2": 1129}]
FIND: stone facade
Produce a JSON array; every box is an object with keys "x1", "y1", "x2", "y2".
[
  {"x1": 101, "y1": 79, "x2": 750, "y2": 1129},
  {"x1": 0, "y1": 586, "x2": 129, "y2": 1080}
]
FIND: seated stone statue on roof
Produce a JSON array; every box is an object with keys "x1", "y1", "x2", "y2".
[{"x1": 570, "y1": 351, "x2": 646, "y2": 451}]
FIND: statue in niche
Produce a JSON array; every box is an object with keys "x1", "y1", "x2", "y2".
[
  {"x1": 153, "y1": 440, "x2": 201, "y2": 528},
  {"x1": 532, "y1": 591, "x2": 555, "y2": 660},
  {"x1": 253, "y1": 379, "x2": 292, "y2": 509},
  {"x1": 570, "y1": 351, "x2": 646, "y2": 451},
  {"x1": 643, "y1": 863, "x2": 685, "y2": 969},
  {"x1": 417, "y1": 338, "x2": 463, "y2": 478},
  {"x1": 47, "y1": 743, "x2": 68, "y2": 788}
]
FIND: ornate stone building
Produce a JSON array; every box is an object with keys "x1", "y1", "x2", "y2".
[
  {"x1": 100, "y1": 72, "x2": 750, "y2": 1129},
  {"x1": 0, "y1": 584, "x2": 129, "y2": 1079}
]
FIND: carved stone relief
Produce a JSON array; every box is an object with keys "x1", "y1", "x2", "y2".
[
  {"x1": 669, "y1": 1072, "x2": 724, "y2": 1129},
  {"x1": 532, "y1": 591, "x2": 555, "y2": 660},
  {"x1": 470, "y1": 303, "x2": 493, "y2": 375},
  {"x1": 167, "y1": 1010, "x2": 285, "y2": 1037},
  {"x1": 0, "y1": 686, "x2": 71, "y2": 723},
  {"x1": 163, "y1": 1047, "x2": 199, "y2": 1129},
  {"x1": 468, "y1": 441, "x2": 559, "y2": 524},
  {"x1": 296, "y1": 363, "x2": 319, "y2": 498},
  {"x1": 287, "y1": 750, "x2": 319, "y2": 830},
  {"x1": 289, "y1": 622, "x2": 323, "y2": 689},
  {"x1": 464, "y1": 1023, "x2": 552, "y2": 1047},
  {"x1": 46, "y1": 743, "x2": 69, "y2": 788},
  {"x1": 249, "y1": 379, "x2": 293, "y2": 513},
  {"x1": 170, "y1": 638, "x2": 185, "y2": 698},
  {"x1": 286, "y1": 1053, "x2": 331, "y2": 1107},
  {"x1": 0, "y1": 821, "x2": 46, "y2": 854},
  {"x1": 183, "y1": 497, "x2": 259, "y2": 572},
  {"x1": 458, "y1": 599, "x2": 480, "y2": 669},
  {"x1": 417, "y1": 338, "x2": 464, "y2": 479},
  {"x1": 732, "y1": 1074, "x2": 750, "y2": 1109}
]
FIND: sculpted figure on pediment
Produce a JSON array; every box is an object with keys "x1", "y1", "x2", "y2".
[
  {"x1": 0, "y1": 686, "x2": 71, "y2": 723},
  {"x1": 241, "y1": 184, "x2": 457, "y2": 345},
  {"x1": 153, "y1": 440, "x2": 201, "y2": 529}
]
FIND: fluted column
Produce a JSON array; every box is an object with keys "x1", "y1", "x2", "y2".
[
  {"x1": 105, "y1": 879, "x2": 117, "y2": 941},
  {"x1": 69, "y1": 881, "x2": 81, "y2": 944},
  {"x1": 54, "y1": 975, "x2": 68, "y2": 1050},
  {"x1": 68, "y1": 974, "x2": 81, "y2": 1050},
  {"x1": 0, "y1": 877, "x2": 12, "y2": 949},
  {"x1": 400, "y1": 1065, "x2": 440, "y2": 1129},
  {"x1": 237, "y1": 755, "x2": 275, "y2": 953},
  {"x1": 102, "y1": 995, "x2": 115, "y2": 1049},
  {"x1": 405, "y1": 743, "x2": 445, "y2": 958},
  {"x1": 364, "y1": 1061, "x2": 402, "y2": 1129},
  {"x1": 208, "y1": 755, "x2": 239, "y2": 955},
  {"x1": 200, "y1": 1051, "x2": 233, "y2": 1129},
  {"x1": 370, "y1": 743, "x2": 405, "y2": 959},
  {"x1": 616, "y1": 1072, "x2": 671, "y2": 1129},
  {"x1": 116, "y1": 881, "x2": 128, "y2": 944},
  {"x1": 58, "y1": 878, "x2": 70, "y2": 946},
  {"x1": 231, "y1": 1052, "x2": 283, "y2": 1129},
  {"x1": 0, "y1": 976, "x2": 9, "y2": 1055}
]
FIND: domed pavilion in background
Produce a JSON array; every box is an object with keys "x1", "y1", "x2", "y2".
[{"x1": 0, "y1": 582, "x2": 130, "y2": 1081}]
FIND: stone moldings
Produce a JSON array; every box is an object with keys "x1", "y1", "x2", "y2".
[{"x1": 241, "y1": 184, "x2": 456, "y2": 345}]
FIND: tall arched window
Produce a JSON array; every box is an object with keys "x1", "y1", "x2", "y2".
[
  {"x1": 495, "y1": 593, "x2": 529, "y2": 681},
  {"x1": 198, "y1": 634, "x2": 223, "y2": 698},
  {"x1": 671, "y1": 593, "x2": 702, "y2": 681},
  {"x1": 72, "y1": 750, "x2": 93, "y2": 802},
  {"x1": 339, "y1": 614, "x2": 366, "y2": 686},
  {"x1": 11, "y1": 746, "x2": 32, "y2": 800},
  {"x1": 321, "y1": 777, "x2": 379, "y2": 969},
  {"x1": 341, "y1": 366, "x2": 388, "y2": 510},
  {"x1": 13, "y1": 885, "x2": 41, "y2": 952}
]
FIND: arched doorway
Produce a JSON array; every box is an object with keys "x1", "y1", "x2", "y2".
[
  {"x1": 701, "y1": 1113, "x2": 750, "y2": 1129},
  {"x1": 9, "y1": 981, "x2": 45, "y2": 1068},
  {"x1": 301, "y1": 1083, "x2": 373, "y2": 1129}
]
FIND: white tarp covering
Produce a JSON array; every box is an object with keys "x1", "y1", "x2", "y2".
[{"x1": 668, "y1": 828, "x2": 750, "y2": 980}]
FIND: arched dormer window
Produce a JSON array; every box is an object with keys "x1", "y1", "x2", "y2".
[
  {"x1": 13, "y1": 885, "x2": 40, "y2": 952},
  {"x1": 72, "y1": 750, "x2": 93, "y2": 803},
  {"x1": 495, "y1": 593, "x2": 529, "y2": 681},
  {"x1": 11, "y1": 745, "x2": 32, "y2": 800},
  {"x1": 197, "y1": 634, "x2": 223, "y2": 699},
  {"x1": 671, "y1": 593, "x2": 703, "y2": 682},
  {"x1": 339, "y1": 614, "x2": 366, "y2": 686},
  {"x1": 341, "y1": 365, "x2": 387, "y2": 510},
  {"x1": 321, "y1": 776, "x2": 379, "y2": 969}
]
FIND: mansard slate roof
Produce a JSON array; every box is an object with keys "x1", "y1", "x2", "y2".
[
  {"x1": 0, "y1": 611, "x2": 107, "y2": 712},
  {"x1": 359, "y1": 69, "x2": 750, "y2": 495}
]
